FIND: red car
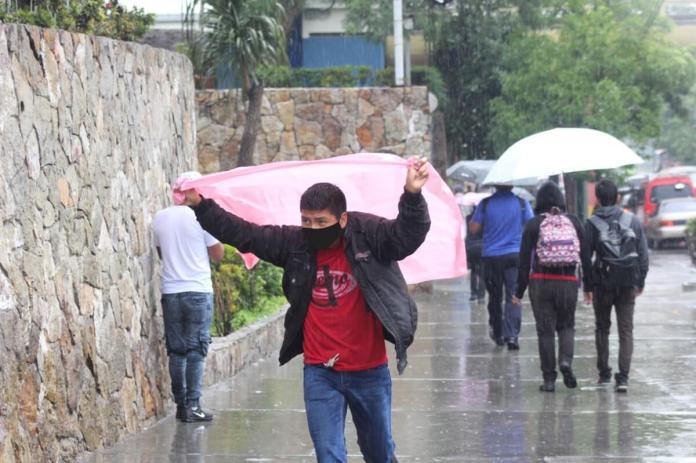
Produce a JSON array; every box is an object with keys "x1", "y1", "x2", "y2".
[{"x1": 643, "y1": 175, "x2": 694, "y2": 220}]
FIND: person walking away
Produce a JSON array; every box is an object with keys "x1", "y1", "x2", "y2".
[
  {"x1": 470, "y1": 185, "x2": 533, "y2": 350},
  {"x1": 585, "y1": 179, "x2": 649, "y2": 393},
  {"x1": 465, "y1": 204, "x2": 486, "y2": 303},
  {"x1": 180, "y1": 158, "x2": 431, "y2": 462},
  {"x1": 153, "y1": 171, "x2": 225, "y2": 422},
  {"x1": 513, "y1": 182, "x2": 592, "y2": 392}
]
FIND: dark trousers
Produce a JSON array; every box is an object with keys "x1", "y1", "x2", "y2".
[
  {"x1": 593, "y1": 287, "x2": 636, "y2": 381},
  {"x1": 468, "y1": 257, "x2": 486, "y2": 300},
  {"x1": 483, "y1": 253, "x2": 521, "y2": 340},
  {"x1": 529, "y1": 279, "x2": 578, "y2": 381}
]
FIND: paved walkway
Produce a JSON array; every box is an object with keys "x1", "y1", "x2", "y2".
[{"x1": 82, "y1": 250, "x2": 696, "y2": 462}]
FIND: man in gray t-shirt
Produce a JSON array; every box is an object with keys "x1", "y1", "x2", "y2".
[{"x1": 153, "y1": 172, "x2": 224, "y2": 422}]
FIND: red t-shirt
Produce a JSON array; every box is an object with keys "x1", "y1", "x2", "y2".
[{"x1": 303, "y1": 241, "x2": 387, "y2": 371}]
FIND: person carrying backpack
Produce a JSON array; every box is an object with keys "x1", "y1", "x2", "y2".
[
  {"x1": 584, "y1": 179, "x2": 649, "y2": 393},
  {"x1": 513, "y1": 182, "x2": 592, "y2": 392}
]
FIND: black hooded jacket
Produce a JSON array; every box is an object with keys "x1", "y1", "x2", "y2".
[
  {"x1": 190, "y1": 190, "x2": 431, "y2": 374},
  {"x1": 585, "y1": 205, "x2": 649, "y2": 291}
]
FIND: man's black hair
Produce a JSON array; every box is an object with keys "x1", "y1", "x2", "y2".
[
  {"x1": 300, "y1": 183, "x2": 347, "y2": 219},
  {"x1": 534, "y1": 181, "x2": 566, "y2": 215},
  {"x1": 595, "y1": 178, "x2": 618, "y2": 207},
  {"x1": 494, "y1": 185, "x2": 513, "y2": 192}
]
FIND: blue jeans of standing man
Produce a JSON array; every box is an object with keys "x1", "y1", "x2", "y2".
[
  {"x1": 482, "y1": 253, "x2": 522, "y2": 342},
  {"x1": 162, "y1": 292, "x2": 213, "y2": 408},
  {"x1": 304, "y1": 364, "x2": 396, "y2": 463}
]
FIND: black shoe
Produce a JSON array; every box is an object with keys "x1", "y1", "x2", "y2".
[
  {"x1": 478, "y1": 297, "x2": 486, "y2": 304},
  {"x1": 614, "y1": 374, "x2": 628, "y2": 393},
  {"x1": 488, "y1": 327, "x2": 505, "y2": 346},
  {"x1": 539, "y1": 381, "x2": 555, "y2": 392},
  {"x1": 507, "y1": 339, "x2": 519, "y2": 350},
  {"x1": 598, "y1": 370, "x2": 612, "y2": 384},
  {"x1": 182, "y1": 406, "x2": 214, "y2": 422},
  {"x1": 176, "y1": 404, "x2": 186, "y2": 421},
  {"x1": 559, "y1": 364, "x2": 577, "y2": 389}
]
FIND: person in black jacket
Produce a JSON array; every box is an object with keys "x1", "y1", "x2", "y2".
[
  {"x1": 513, "y1": 181, "x2": 592, "y2": 392},
  {"x1": 180, "y1": 158, "x2": 431, "y2": 463},
  {"x1": 585, "y1": 179, "x2": 649, "y2": 393},
  {"x1": 465, "y1": 205, "x2": 486, "y2": 303}
]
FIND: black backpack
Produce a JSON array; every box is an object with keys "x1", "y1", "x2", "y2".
[{"x1": 588, "y1": 212, "x2": 639, "y2": 287}]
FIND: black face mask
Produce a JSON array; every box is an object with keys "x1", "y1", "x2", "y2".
[{"x1": 302, "y1": 222, "x2": 343, "y2": 250}]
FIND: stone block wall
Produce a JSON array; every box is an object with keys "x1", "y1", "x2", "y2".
[
  {"x1": 0, "y1": 24, "x2": 195, "y2": 461},
  {"x1": 196, "y1": 87, "x2": 432, "y2": 172}
]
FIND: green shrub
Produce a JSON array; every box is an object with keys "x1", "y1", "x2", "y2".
[
  {"x1": 687, "y1": 218, "x2": 696, "y2": 237},
  {"x1": 0, "y1": 0, "x2": 154, "y2": 42},
  {"x1": 211, "y1": 244, "x2": 286, "y2": 337},
  {"x1": 259, "y1": 65, "x2": 402, "y2": 88}
]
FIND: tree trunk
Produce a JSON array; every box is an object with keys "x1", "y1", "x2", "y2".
[
  {"x1": 430, "y1": 110, "x2": 449, "y2": 179},
  {"x1": 237, "y1": 82, "x2": 264, "y2": 167}
]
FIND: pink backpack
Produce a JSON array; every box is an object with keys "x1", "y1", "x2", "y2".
[{"x1": 536, "y1": 210, "x2": 580, "y2": 267}]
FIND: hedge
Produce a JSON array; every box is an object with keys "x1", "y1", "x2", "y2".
[
  {"x1": 211, "y1": 245, "x2": 286, "y2": 337},
  {"x1": 258, "y1": 64, "x2": 447, "y2": 104}
]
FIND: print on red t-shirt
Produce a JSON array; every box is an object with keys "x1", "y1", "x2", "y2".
[{"x1": 303, "y1": 241, "x2": 387, "y2": 371}]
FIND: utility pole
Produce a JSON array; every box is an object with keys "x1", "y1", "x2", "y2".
[{"x1": 393, "y1": 0, "x2": 404, "y2": 86}]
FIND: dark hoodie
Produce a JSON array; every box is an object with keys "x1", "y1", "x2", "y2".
[{"x1": 585, "y1": 205, "x2": 649, "y2": 291}]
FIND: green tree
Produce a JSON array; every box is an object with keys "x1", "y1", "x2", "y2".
[
  {"x1": 343, "y1": 0, "x2": 553, "y2": 160},
  {"x1": 192, "y1": 0, "x2": 287, "y2": 167},
  {"x1": 658, "y1": 85, "x2": 696, "y2": 164},
  {"x1": 489, "y1": 4, "x2": 696, "y2": 153},
  {"x1": 431, "y1": 1, "x2": 548, "y2": 160}
]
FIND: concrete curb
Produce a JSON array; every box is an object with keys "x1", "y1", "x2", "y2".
[{"x1": 203, "y1": 305, "x2": 289, "y2": 386}]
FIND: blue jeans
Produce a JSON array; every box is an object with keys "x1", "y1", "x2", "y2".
[
  {"x1": 483, "y1": 253, "x2": 522, "y2": 341},
  {"x1": 161, "y1": 292, "x2": 213, "y2": 407},
  {"x1": 304, "y1": 364, "x2": 396, "y2": 463}
]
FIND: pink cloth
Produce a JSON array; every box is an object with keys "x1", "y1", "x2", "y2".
[{"x1": 175, "y1": 153, "x2": 467, "y2": 283}]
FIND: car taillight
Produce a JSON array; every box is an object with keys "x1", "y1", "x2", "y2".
[{"x1": 660, "y1": 220, "x2": 674, "y2": 227}]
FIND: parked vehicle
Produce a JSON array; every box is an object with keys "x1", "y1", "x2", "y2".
[
  {"x1": 645, "y1": 197, "x2": 696, "y2": 249},
  {"x1": 643, "y1": 175, "x2": 694, "y2": 220},
  {"x1": 655, "y1": 166, "x2": 696, "y2": 195}
]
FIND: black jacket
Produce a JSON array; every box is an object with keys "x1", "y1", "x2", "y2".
[
  {"x1": 516, "y1": 213, "x2": 593, "y2": 299},
  {"x1": 585, "y1": 205, "x2": 649, "y2": 290},
  {"x1": 191, "y1": 190, "x2": 431, "y2": 374}
]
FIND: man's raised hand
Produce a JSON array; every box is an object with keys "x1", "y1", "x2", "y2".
[{"x1": 406, "y1": 156, "x2": 430, "y2": 193}]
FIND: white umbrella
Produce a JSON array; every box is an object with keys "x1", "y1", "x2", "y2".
[
  {"x1": 456, "y1": 191, "x2": 491, "y2": 207},
  {"x1": 483, "y1": 128, "x2": 644, "y2": 186}
]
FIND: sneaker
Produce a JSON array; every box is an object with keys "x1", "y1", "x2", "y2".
[
  {"x1": 539, "y1": 381, "x2": 555, "y2": 392},
  {"x1": 559, "y1": 364, "x2": 577, "y2": 389},
  {"x1": 469, "y1": 295, "x2": 478, "y2": 302},
  {"x1": 507, "y1": 338, "x2": 519, "y2": 351},
  {"x1": 183, "y1": 406, "x2": 214, "y2": 423},
  {"x1": 598, "y1": 370, "x2": 612, "y2": 384},
  {"x1": 614, "y1": 374, "x2": 628, "y2": 393},
  {"x1": 176, "y1": 404, "x2": 186, "y2": 421}
]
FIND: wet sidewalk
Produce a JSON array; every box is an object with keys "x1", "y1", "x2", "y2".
[{"x1": 82, "y1": 250, "x2": 696, "y2": 462}]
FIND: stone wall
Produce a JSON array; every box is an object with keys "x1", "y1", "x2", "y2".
[
  {"x1": 204, "y1": 308, "x2": 287, "y2": 386},
  {"x1": 196, "y1": 87, "x2": 432, "y2": 172},
  {"x1": 0, "y1": 25, "x2": 195, "y2": 461}
]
